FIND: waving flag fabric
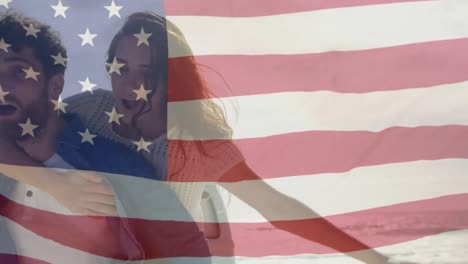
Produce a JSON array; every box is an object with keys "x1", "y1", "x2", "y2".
[
  {"x1": 165, "y1": 0, "x2": 468, "y2": 263},
  {"x1": 1, "y1": 0, "x2": 468, "y2": 263}
]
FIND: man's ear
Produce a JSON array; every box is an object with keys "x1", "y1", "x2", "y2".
[{"x1": 47, "y1": 74, "x2": 64, "y2": 99}]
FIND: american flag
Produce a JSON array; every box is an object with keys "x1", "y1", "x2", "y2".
[{"x1": 1, "y1": 0, "x2": 468, "y2": 263}]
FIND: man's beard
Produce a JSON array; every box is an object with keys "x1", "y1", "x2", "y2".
[{"x1": 0, "y1": 90, "x2": 50, "y2": 140}]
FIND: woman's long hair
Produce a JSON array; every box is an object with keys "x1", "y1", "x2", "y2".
[{"x1": 107, "y1": 12, "x2": 233, "y2": 178}]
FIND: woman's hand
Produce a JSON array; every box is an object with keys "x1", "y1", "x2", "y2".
[{"x1": 46, "y1": 170, "x2": 118, "y2": 216}]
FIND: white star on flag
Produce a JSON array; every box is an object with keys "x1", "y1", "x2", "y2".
[
  {"x1": 18, "y1": 118, "x2": 39, "y2": 137},
  {"x1": 50, "y1": 52, "x2": 67, "y2": 66},
  {"x1": 22, "y1": 67, "x2": 40, "y2": 81},
  {"x1": 51, "y1": 0, "x2": 69, "y2": 18},
  {"x1": 78, "y1": 28, "x2": 97, "y2": 46},
  {"x1": 79, "y1": 77, "x2": 96, "y2": 94},
  {"x1": 23, "y1": 24, "x2": 41, "y2": 38},
  {"x1": 133, "y1": 27, "x2": 152, "y2": 46},
  {"x1": 51, "y1": 96, "x2": 67, "y2": 113},
  {"x1": 0, "y1": 38, "x2": 11, "y2": 52},
  {"x1": 133, "y1": 137, "x2": 152, "y2": 153},
  {"x1": 105, "y1": 107, "x2": 124, "y2": 125},
  {"x1": 78, "y1": 128, "x2": 97, "y2": 145},
  {"x1": 0, "y1": 0, "x2": 12, "y2": 9},
  {"x1": 107, "y1": 57, "x2": 125, "y2": 75},
  {"x1": 104, "y1": 0, "x2": 123, "y2": 19},
  {"x1": 0, "y1": 85, "x2": 9, "y2": 103},
  {"x1": 133, "y1": 84, "x2": 151, "y2": 101}
]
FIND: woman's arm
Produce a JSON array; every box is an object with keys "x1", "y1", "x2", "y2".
[
  {"x1": 0, "y1": 138, "x2": 56, "y2": 189},
  {"x1": 220, "y1": 161, "x2": 399, "y2": 264},
  {"x1": 0, "y1": 138, "x2": 117, "y2": 216}
]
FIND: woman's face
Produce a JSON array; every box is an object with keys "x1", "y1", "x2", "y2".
[{"x1": 110, "y1": 35, "x2": 166, "y2": 136}]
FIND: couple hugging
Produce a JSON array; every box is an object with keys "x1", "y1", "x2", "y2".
[
  {"x1": 0, "y1": 11, "x2": 211, "y2": 264},
  {"x1": 0, "y1": 8, "x2": 414, "y2": 264}
]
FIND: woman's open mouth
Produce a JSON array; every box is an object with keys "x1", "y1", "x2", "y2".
[{"x1": 121, "y1": 99, "x2": 142, "y2": 111}]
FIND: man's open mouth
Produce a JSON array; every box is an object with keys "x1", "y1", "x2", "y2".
[{"x1": 0, "y1": 102, "x2": 18, "y2": 117}]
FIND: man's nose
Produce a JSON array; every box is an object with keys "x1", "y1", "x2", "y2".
[
  {"x1": 0, "y1": 73, "x2": 18, "y2": 94},
  {"x1": 0, "y1": 76, "x2": 13, "y2": 92}
]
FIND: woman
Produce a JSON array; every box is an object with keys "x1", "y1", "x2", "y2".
[{"x1": 64, "y1": 12, "x2": 414, "y2": 264}]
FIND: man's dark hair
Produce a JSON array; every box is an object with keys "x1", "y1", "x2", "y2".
[{"x1": 0, "y1": 12, "x2": 67, "y2": 80}]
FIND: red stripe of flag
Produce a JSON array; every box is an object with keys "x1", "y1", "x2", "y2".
[
  {"x1": 2, "y1": 193, "x2": 467, "y2": 258},
  {"x1": 0, "y1": 254, "x2": 49, "y2": 264},
  {"x1": 0, "y1": 195, "x2": 209, "y2": 260},
  {"x1": 168, "y1": 126, "x2": 468, "y2": 182},
  {"x1": 164, "y1": 0, "x2": 433, "y2": 17},
  {"x1": 169, "y1": 38, "x2": 468, "y2": 101},
  {"x1": 224, "y1": 193, "x2": 468, "y2": 256}
]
